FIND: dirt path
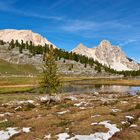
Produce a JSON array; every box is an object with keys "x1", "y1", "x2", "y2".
[{"x1": 0, "y1": 84, "x2": 36, "y2": 88}]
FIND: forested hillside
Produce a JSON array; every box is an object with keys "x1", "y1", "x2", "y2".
[{"x1": 0, "y1": 39, "x2": 140, "y2": 76}]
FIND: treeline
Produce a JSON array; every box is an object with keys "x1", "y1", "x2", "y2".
[
  {"x1": 9, "y1": 39, "x2": 48, "y2": 55},
  {"x1": 4, "y1": 39, "x2": 140, "y2": 76},
  {"x1": 54, "y1": 48, "x2": 118, "y2": 74},
  {"x1": 0, "y1": 40, "x2": 6, "y2": 45},
  {"x1": 118, "y1": 70, "x2": 140, "y2": 77},
  {"x1": 8, "y1": 39, "x2": 118, "y2": 74}
]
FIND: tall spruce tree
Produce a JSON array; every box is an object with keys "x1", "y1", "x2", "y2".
[
  {"x1": 9, "y1": 39, "x2": 15, "y2": 49},
  {"x1": 41, "y1": 46, "x2": 61, "y2": 94}
]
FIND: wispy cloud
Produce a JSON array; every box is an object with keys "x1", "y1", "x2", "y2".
[
  {"x1": 0, "y1": 0, "x2": 20, "y2": 10},
  {"x1": 0, "y1": 1, "x2": 63, "y2": 21},
  {"x1": 48, "y1": 0, "x2": 74, "y2": 10},
  {"x1": 61, "y1": 20, "x2": 96, "y2": 32},
  {"x1": 118, "y1": 39, "x2": 137, "y2": 46},
  {"x1": 60, "y1": 19, "x2": 131, "y2": 32},
  {"x1": 16, "y1": 11, "x2": 63, "y2": 20}
]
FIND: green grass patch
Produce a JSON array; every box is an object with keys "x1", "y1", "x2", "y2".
[
  {"x1": 57, "y1": 103, "x2": 74, "y2": 109},
  {"x1": 110, "y1": 112, "x2": 117, "y2": 116},
  {"x1": 0, "y1": 121, "x2": 14, "y2": 129},
  {"x1": 57, "y1": 120, "x2": 71, "y2": 127},
  {"x1": 0, "y1": 59, "x2": 38, "y2": 75},
  {"x1": 0, "y1": 76, "x2": 38, "y2": 86},
  {"x1": 135, "y1": 103, "x2": 140, "y2": 109},
  {"x1": 0, "y1": 87, "x2": 34, "y2": 94}
]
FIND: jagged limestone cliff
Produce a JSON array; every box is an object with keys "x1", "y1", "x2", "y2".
[{"x1": 72, "y1": 40, "x2": 139, "y2": 71}]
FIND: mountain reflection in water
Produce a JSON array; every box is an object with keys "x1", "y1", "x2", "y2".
[{"x1": 63, "y1": 84, "x2": 140, "y2": 93}]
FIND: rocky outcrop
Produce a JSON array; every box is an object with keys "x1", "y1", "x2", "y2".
[
  {"x1": 0, "y1": 44, "x2": 102, "y2": 76},
  {"x1": 0, "y1": 44, "x2": 43, "y2": 70},
  {"x1": 72, "y1": 43, "x2": 97, "y2": 60},
  {"x1": 72, "y1": 40, "x2": 140, "y2": 71},
  {"x1": 0, "y1": 29, "x2": 56, "y2": 47}
]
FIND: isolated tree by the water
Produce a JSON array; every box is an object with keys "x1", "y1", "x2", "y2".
[{"x1": 41, "y1": 46, "x2": 61, "y2": 95}]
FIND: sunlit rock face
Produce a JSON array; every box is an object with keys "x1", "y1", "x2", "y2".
[
  {"x1": 72, "y1": 43, "x2": 97, "y2": 60},
  {"x1": 72, "y1": 40, "x2": 140, "y2": 71},
  {"x1": 0, "y1": 29, "x2": 56, "y2": 47}
]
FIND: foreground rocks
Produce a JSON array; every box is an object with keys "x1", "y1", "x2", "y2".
[
  {"x1": 0, "y1": 92, "x2": 140, "y2": 140},
  {"x1": 39, "y1": 95, "x2": 61, "y2": 104}
]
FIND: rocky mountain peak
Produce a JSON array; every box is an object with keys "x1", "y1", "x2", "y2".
[
  {"x1": 72, "y1": 40, "x2": 140, "y2": 71},
  {"x1": 72, "y1": 43, "x2": 87, "y2": 51},
  {"x1": 98, "y1": 40, "x2": 111, "y2": 49},
  {"x1": 0, "y1": 29, "x2": 56, "y2": 47},
  {"x1": 76, "y1": 43, "x2": 87, "y2": 48}
]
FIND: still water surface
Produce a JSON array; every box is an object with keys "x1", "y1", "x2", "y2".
[{"x1": 63, "y1": 84, "x2": 140, "y2": 93}]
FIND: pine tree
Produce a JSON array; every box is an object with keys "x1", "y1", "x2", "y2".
[
  {"x1": 0, "y1": 40, "x2": 4, "y2": 45},
  {"x1": 15, "y1": 40, "x2": 19, "y2": 47},
  {"x1": 19, "y1": 44, "x2": 23, "y2": 53},
  {"x1": 9, "y1": 39, "x2": 15, "y2": 49},
  {"x1": 84, "y1": 63, "x2": 87, "y2": 68},
  {"x1": 40, "y1": 46, "x2": 61, "y2": 94},
  {"x1": 97, "y1": 66, "x2": 101, "y2": 73}
]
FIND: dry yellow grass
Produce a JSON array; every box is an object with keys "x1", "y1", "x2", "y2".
[{"x1": 0, "y1": 91, "x2": 140, "y2": 139}]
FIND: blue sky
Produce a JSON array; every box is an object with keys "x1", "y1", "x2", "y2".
[{"x1": 0, "y1": 0, "x2": 140, "y2": 61}]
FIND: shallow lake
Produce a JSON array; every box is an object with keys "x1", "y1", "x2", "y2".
[{"x1": 63, "y1": 84, "x2": 140, "y2": 93}]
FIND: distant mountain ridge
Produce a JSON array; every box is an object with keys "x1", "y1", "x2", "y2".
[
  {"x1": 0, "y1": 29, "x2": 55, "y2": 47},
  {"x1": 72, "y1": 40, "x2": 140, "y2": 71},
  {"x1": 0, "y1": 29, "x2": 139, "y2": 71}
]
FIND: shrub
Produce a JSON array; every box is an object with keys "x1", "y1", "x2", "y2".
[
  {"x1": 0, "y1": 121, "x2": 14, "y2": 129},
  {"x1": 57, "y1": 120, "x2": 71, "y2": 127},
  {"x1": 135, "y1": 103, "x2": 140, "y2": 109}
]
